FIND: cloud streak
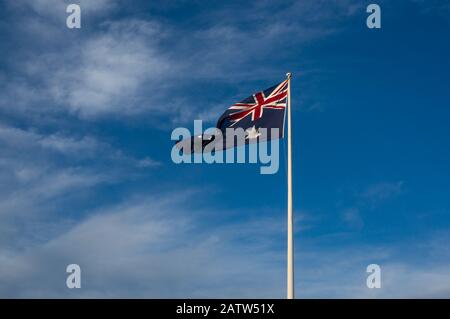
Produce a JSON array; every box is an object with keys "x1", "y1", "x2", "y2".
[
  {"x1": 1, "y1": 0, "x2": 364, "y2": 122},
  {"x1": 1, "y1": 189, "x2": 449, "y2": 298}
]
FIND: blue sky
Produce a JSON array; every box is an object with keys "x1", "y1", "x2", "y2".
[{"x1": 1, "y1": 0, "x2": 450, "y2": 298}]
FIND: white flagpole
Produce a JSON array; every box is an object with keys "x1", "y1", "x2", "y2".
[{"x1": 286, "y1": 72, "x2": 294, "y2": 299}]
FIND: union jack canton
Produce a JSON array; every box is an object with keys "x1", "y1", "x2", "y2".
[{"x1": 214, "y1": 79, "x2": 289, "y2": 145}]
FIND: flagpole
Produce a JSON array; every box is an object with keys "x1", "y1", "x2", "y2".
[{"x1": 286, "y1": 72, "x2": 294, "y2": 299}]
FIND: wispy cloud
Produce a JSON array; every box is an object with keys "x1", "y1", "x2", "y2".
[
  {"x1": 296, "y1": 241, "x2": 450, "y2": 298},
  {"x1": 361, "y1": 181, "x2": 404, "y2": 206},
  {"x1": 337, "y1": 181, "x2": 405, "y2": 230},
  {"x1": 0, "y1": 192, "x2": 286, "y2": 298},
  {"x1": 341, "y1": 207, "x2": 364, "y2": 231},
  {"x1": 49, "y1": 20, "x2": 172, "y2": 118},
  {"x1": 0, "y1": 122, "x2": 159, "y2": 253},
  {"x1": 1, "y1": 188, "x2": 449, "y2": 298},
  {"x1": 1, "y1": 0, "x2": 364, "y2": 122},
  {"x1": 0, "y1": 123, "x2": 159, "y2": 167}
]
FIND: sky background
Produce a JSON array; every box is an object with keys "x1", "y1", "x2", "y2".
[{"x1": 1, "y1": 0, "x2": 450, "y2": 298}]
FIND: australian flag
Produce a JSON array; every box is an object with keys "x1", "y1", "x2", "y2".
[{"x1": 176, "y1": 78, "x2": 289, "y2": 153}]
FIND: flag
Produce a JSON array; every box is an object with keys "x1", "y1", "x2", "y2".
[{"x1": 177, "y1": 79, "x2": 289, "y2": 153}]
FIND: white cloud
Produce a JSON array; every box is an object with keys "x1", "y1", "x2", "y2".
[
  {"x1": 342, "y1": 207, "x2": 364, "y2": 230},
  {"x1": 0, "y1": 194, "x2": 286, "y2": 298},
  {"x1": 14, "y1": 18, "x2": 170, "y2": 119},
  {"x1": 1, "y1": 190, "x2": 449, "y2": 298},
  {"x1": 336, "y1": 181, "x2": 405, "y2": 232},
  {"x1": 2, "y1": 1, "x2": 174, "y2": 119},
  {"x1": 362, "y1": 181, "x2": 404, "y2": 204},
  {"x1": 0, "y1": 123, "x2": 159, "y2": 245},
  {"x1": 0, "y1": 123, "x2": 158, "y2": 167},
  {"x1": 39, "y1": 134, "x2": 101, "y2": 155},
  {"x1": 52, "y1": 20, "x2": 171, "y2": 117},
  {"x1": 1, "y1": 0, "x2": 365, "y2": 122},
  {"x1": 296, "y1": 244, "x2": 450, "y2": 298}
]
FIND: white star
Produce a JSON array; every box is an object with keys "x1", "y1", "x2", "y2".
[{"x1": 246, "y1": 126, "x2": 261, "y2": 139}]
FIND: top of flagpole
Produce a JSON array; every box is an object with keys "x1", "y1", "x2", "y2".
[{"x1": 286, "y1": 72, "x2": 292, "y2": 79}]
